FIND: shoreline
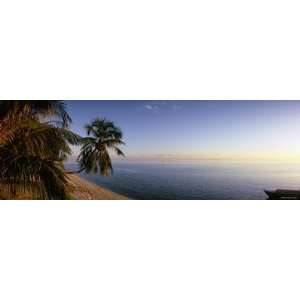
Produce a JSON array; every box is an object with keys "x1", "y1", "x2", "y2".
[
  {"x1": 67, "y1": 174, "x2": 128, "y2": 200},
  {"x1": 0, "y1": 174, "x2": 128, "y2": 200}
]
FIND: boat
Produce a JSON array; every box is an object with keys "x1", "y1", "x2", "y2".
[{"x1": 264, "y1": 189, "x2": 300, "y2": 200}]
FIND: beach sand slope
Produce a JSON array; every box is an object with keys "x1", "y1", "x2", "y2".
[{"x1": 67, "y1": 174, "x2": 128, "y2": 200}]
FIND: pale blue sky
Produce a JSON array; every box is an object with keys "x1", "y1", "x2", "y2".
[{"x1": 67, "y1": 101, "x2": 300, "y2": 161}]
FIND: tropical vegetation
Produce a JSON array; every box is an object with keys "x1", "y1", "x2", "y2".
[
  {"x1": 0, "y1": 101, "x2": 124, "y2": 199},
  {"x1": 78, "y1": 118, "x2": 125, "y2": 176}
]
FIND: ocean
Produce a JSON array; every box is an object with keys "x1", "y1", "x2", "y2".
[{"x1": 67, "y1": 161, "x2": 300, "y2": 200}]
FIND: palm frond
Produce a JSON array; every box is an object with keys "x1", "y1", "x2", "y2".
[
  {"x1": 78, "y1": 118, "x2": 125, "y2": 176},
  {"x1": 0, "y1": 155, "x2": 69, "y2": 199},
  {"x1": 0, "y1": 101, "x2": 76, "y2": 199},
  {"x1": 113, "y1": 146, "x2": 125, "y2": 156}
]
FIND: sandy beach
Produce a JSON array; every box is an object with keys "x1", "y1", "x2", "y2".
[
  {"x1": 67, "y1": 174, "x2": 128, "y2": 200},
  {"x1": 0, "y1": 174, "x2": 128, "y2": 200}
]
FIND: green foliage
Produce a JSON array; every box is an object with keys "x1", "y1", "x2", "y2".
[
  {"x1": 0, "y1": 102, "x2": 125, "y2": 199},
  {"x1": 0, "y1": 101, "x2": 81, "y2": 199},
  {"x1": 78, "y1": 118, "x2": 125, "y2": 176},
  {"x1": 0, "y1": 100, "x2": 71, "y2": 127}
]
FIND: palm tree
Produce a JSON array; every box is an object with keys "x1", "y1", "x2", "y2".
[
  {"x1": 0, "y1": 100, "x2": 72, "y2": 145},
  {"x1": 0, "y1": 102, "x2": 125, "y2": 199},
  {"x1": 0, "y1": 100, "x2": 81, "y2": 199},
  {"x1": 77, "y1": 118, "x2": 125, "y2": 176}
]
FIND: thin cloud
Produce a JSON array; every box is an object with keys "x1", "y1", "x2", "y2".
[
  {"x1": 144, "y1": 104, "x2": 152, "y2": 110},
  {"x1": 143, "y1": 104, "x2": 160, "y2": 111},
  {"x1": 141, "y1": 101, "x2": 183, "y2": 112}
]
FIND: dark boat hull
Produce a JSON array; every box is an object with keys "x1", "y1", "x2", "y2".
[{"x1": 264, "y1": 189, "x2": 300, "y2": 200}]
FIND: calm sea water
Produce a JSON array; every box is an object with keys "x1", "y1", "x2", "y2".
[{"x1": 67, "y1": 161, "x2": 300, "y2": 200}]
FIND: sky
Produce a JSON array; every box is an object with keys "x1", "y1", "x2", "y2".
[{"x1": 66, "y1": 100, "x2": 300, "y2": 161}]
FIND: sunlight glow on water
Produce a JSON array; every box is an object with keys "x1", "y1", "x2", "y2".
[{"x1": 67, "y1": 161, "x2": 300, "y2": 199}]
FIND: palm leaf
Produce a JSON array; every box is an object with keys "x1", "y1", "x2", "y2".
[{"x1": 77, "y1": 118, "x2": 125, "y2": 176}]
